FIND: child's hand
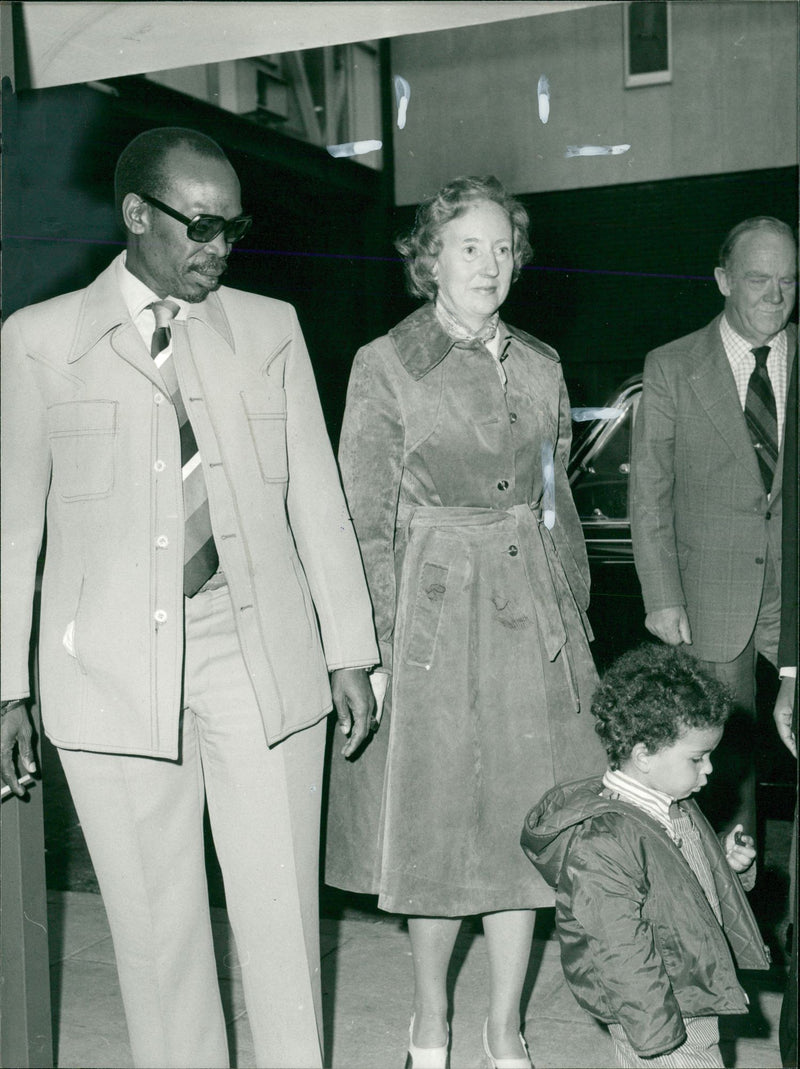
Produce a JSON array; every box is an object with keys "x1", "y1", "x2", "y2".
[{"x1": 724, "y1": 825, "x2": 756, "y2": 873}]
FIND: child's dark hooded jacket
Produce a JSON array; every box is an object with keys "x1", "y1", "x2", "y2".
[{"x1": 521, "y1": 778, "x2": 770, "y2": 1058}]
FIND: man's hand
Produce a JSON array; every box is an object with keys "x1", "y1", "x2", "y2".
[
  {"x1": 645, "y1": 606, "x2": 692, "y2": 646},
  {"x1": 331, "y1": 668, "x2": 376, "y2": 758},
  {"x1": 1, "y1": 700, "x2": 37, "y2": 798},
  {"x1": 772, "y1": 675, "x2": 797, "y2": 759}
]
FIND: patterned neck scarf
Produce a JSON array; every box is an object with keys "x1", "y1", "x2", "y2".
[{"x1": 434, "y1": 297, "x2": 499, "y2": 345}]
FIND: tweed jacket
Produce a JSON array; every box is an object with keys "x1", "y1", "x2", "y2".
[
  {"x1": 630, "y1": 315, "x2": 796, "y2": 662},
  {"x1": 522, "y1": 778, "x2": 770, "y2": 1058},
  {"x1": 1, "y1": 256, "x2": 378, "y2": 756}
]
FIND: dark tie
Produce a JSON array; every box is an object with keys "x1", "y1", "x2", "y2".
[
  {"x1": 744, "y1": 345, "x2": 778, "y2": 493},
  {"x1": 150, "y1": 301, "x2": 219, "y2": 596}
]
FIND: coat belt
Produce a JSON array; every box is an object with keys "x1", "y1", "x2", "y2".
[{"x1": 396, "y1": 502, "x2": 581, "y2": 710}]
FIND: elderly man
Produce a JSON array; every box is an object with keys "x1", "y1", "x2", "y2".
[
  {"x1": 0, "y1": 127, "x2": 378, "y2": 1068},
  {"x1": 631, "y1": 216, "x2": 797, "y2": 845}
]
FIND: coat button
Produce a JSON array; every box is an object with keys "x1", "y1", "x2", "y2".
[
  {"x1": 509, "y1": 412, "x2": 518, "y2": 423},
  {"x1": 154, "y1": 459, "x2": 166, "y2": 472},
  {"x1": 765, "y1": 511, "x2": 772, "y2": 520},
  {"x1": 497, "y1": 480, "x2": 509, "y2": 491},
  {"x1": 755, "y1": 557, "x2": 764, "y2": 565},
  {"x1": 154, "y1": 610, "x2": 168, "y2": 623},
  {"x1": 155, "y1": 535, "x2": 169, "y2": 549},
  {"x1": 508, "y1": 545, "x2": 519, "y2": 556},
  {"x1": 154, "y1": 392, "x2": 164, "y2": 405}
]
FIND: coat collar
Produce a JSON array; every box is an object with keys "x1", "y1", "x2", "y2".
[
  {"x1": 389, "y1": 302, "x2": 559, "y2": 381},
  {"x1": 67, "y1": 254, "x2": 235, "y2": 363}
]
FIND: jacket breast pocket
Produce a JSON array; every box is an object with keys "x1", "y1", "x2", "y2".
[
  {"x1": 241, "y1": 387, "x2": 288, "y2": 483},
  {"x1": 48, "y1": 400, "x2": 117, "y2": 501},
  {"x1": 404, "y1": 561, "x2": 451, "y2": 669}
]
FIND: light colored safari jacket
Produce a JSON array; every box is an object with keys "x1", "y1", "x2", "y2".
[{"x1": 1, "y1": 256, "x2": 378, "y2": 757}]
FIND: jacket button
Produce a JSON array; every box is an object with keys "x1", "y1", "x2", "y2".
[
  {"x1": 497, "y1": 480, "x2": 509, "y2": 491},
  {"x1": 154, "y1": 460, "x2": 166, "y2": 472},
  {"x1": 155, "y1": 535, "x2": 169, "y2": 549},
  {"x1": 154, "y1": 610, "x2": 168, "y2": 623},
  {"x1": 765, "y1": 511, "x2": 772, "y2": 520},
  {"x1": 755, "y1": 557, "x2": 764, "y2": 564},
  {"x1": 509, "y1": 412, "x2": 518, "y2": 423},
  {"x1": 508, "y1": 545, "x2": 519, "y2": 556},
  {"x1": 154, "y1": 392, "x2": 164, "y2": 405}
]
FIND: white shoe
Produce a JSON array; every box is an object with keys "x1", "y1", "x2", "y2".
[
  {"x1": 404, "y1": 1014, "x2": 450, "y2": 1069},
  {"x1": 482, "y1": 1018, "x2": 533, "y2": 1069}
]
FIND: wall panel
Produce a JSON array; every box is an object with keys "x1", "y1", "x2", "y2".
[{"x1": 392, "y1": 1, "x2": 798, "y2": 204}]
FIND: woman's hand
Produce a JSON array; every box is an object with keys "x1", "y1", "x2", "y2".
[{"x1": 369, "y1": 671, "x2": 390, "y2": 723}]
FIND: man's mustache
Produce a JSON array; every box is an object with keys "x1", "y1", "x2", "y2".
[{"x1": 193, "y1": 255, "x2": 228, "y2": 272}]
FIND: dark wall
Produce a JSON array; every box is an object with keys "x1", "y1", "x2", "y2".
[
  {"x1": 520, "y1": 169, "x2": 798, "y2": 405},
  {"x1": 390, "y1": 167, "x2": 799, "y2": 407}
]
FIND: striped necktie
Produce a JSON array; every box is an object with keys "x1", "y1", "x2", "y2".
[
  {"x1": 744, "y1": 345, "x2": 778, "y2": 493},
  {"x1": 150, "y1": 301, "x2": 219, "y2": 596}
]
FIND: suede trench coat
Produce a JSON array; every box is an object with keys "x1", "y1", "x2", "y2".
[
  {"x1": 1, "y1": 255, "x2": 378, "y2": 757},
  {"x1": 326, "y1": 304, "x2": 606, "y2": 915}
]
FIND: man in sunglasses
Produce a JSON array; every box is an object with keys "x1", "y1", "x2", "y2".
[{"x1": 1, "y1": 126, "x2": 378, "y2": 1068}]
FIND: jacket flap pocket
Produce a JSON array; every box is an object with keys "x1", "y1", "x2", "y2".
[
  {"x1": 48, "y1": 400, "x2": 117, "y2": 436},
  {"x1": 48, "y1": 401, "x2": 117, "y2": 500},
  {"x1": 241, "y1": 388, "x2": 288, "y2": 482},
  {"x1": 240, "y1": 386, "x2": 286, "y2": 418}
]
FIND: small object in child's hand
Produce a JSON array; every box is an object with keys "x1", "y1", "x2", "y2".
[{"x1": 734, "y1": 830, "x2": 749, "y2": 847}]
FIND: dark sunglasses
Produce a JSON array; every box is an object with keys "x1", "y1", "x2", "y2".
[{"x1": 140, "y1": 194, "x2": 253, "y2": 244}]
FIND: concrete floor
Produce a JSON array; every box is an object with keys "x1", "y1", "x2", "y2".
[
  {"x1": 39, "y1": 726, "x2": 795, "y2": 1068},
  {"x1": 48, "y1": 885, "x2": 789, "y2": 1069}
]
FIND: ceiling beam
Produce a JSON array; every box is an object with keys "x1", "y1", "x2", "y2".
[{"x1": 11, "y1": 1, "x2": 621, "y2": 91}]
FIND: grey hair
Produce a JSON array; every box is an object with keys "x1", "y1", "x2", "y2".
[
  {"x1": 395, "y1": 175, "x2": 533, "y2": 301},
  {"x1": 718, "y1": 216, "x2": 796, "y2": 271}
]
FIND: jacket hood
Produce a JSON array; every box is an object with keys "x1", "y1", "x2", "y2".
[{"x1": 522, "y1": 777, "x2": 624, "y2": 886}]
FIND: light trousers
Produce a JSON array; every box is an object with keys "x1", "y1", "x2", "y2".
[{"x1": 58, "y1": 583, "x2": 326, "y2": 1069}]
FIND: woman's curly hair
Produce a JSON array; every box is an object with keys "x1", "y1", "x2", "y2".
[
  {"x1": 395, "y1": 175, "x2": 533, "y2": 302},
  {"x1": 592, "y1": 643, "x2": 732, "y2": 769}
]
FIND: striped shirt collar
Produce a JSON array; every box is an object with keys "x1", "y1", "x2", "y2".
[{"x1": 602, "y1": 767, "x2": 676, "y2": 838}]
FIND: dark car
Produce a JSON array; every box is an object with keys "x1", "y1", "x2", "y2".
[
  {"x1": 568, "y1": 375, "x2": 647, "y2": 669},
  {"x1": 569, "y1": 376, "x2": 794, "y2": 803}
]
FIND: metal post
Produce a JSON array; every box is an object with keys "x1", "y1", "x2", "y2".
[{"x1": 0, "y1": 668, "x2": 53, "y2": 1067}]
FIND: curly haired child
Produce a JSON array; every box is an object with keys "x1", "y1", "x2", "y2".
[{"x1": 522, "y1": 643, "x2": 770, "y2": 1068}]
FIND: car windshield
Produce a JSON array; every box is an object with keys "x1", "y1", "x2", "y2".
[{"x1": 570, "y1": 390, "x2": 639, "y2": 522}]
